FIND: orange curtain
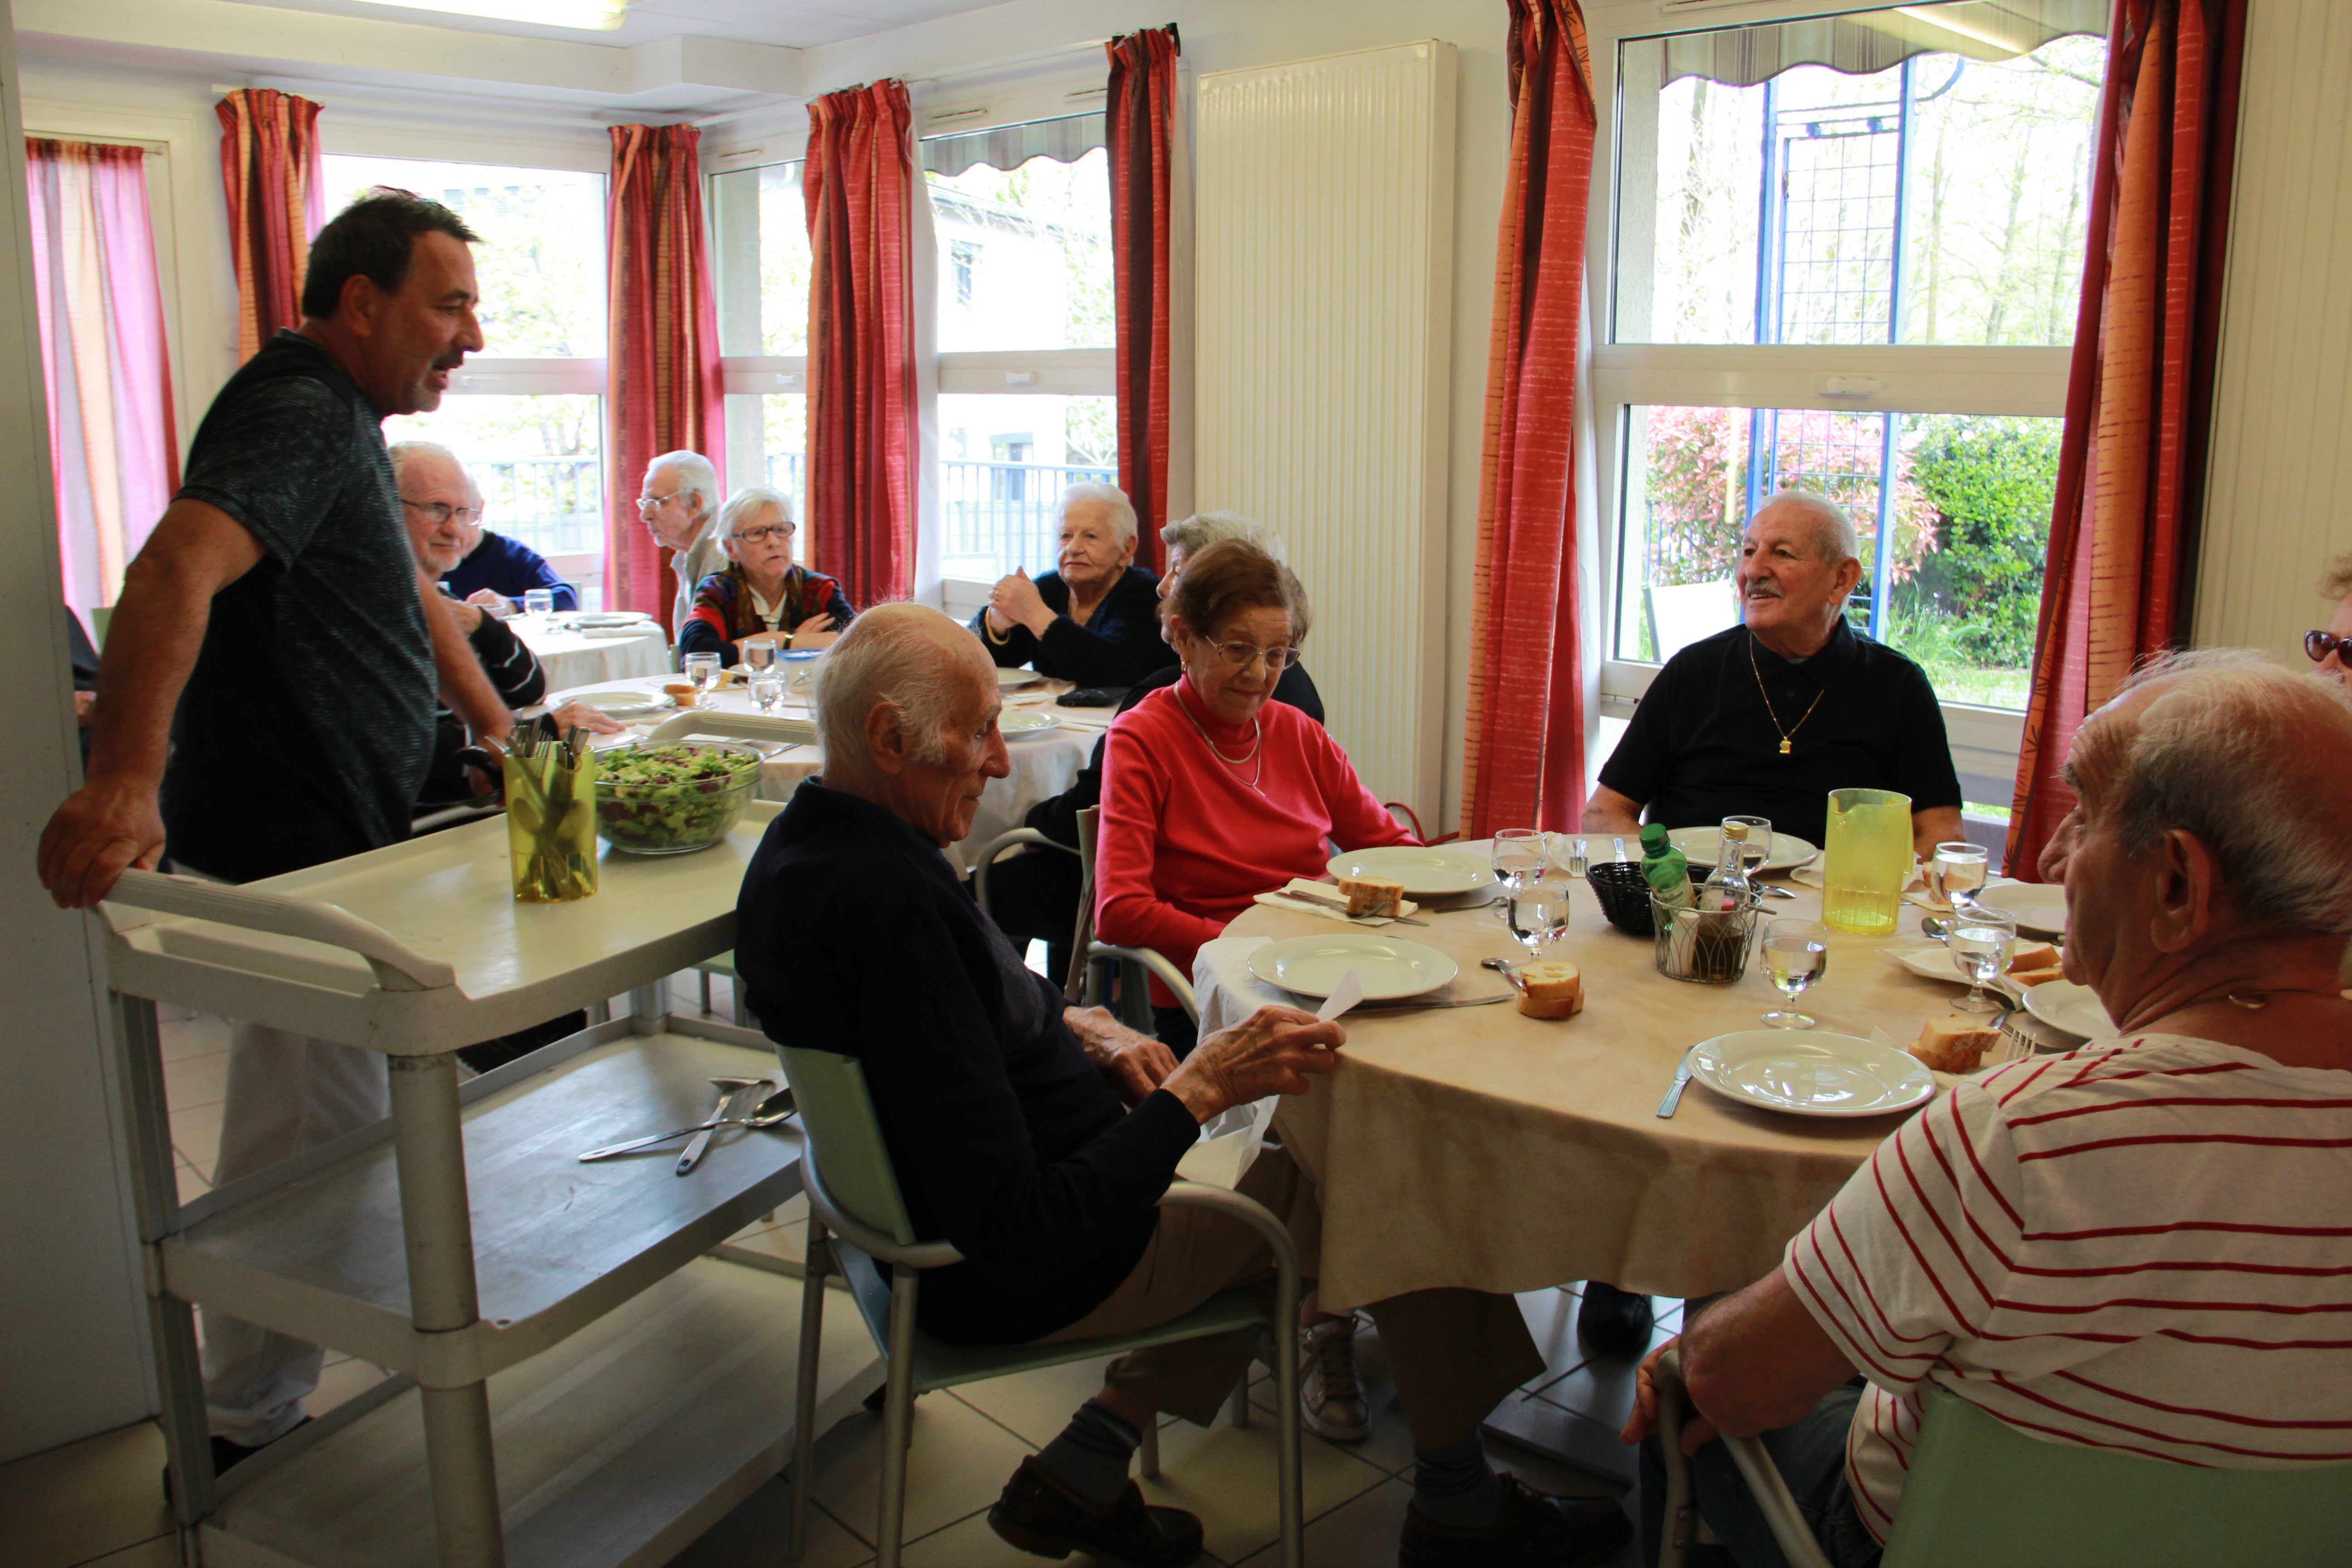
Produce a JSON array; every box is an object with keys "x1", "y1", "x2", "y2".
[
  {"x1": 2004, "y1": 0, "x2": 2247, "y2": 875},
  {"x1": 804, "y1": 81, "x2": 921, "y2": 608},
  {"x1": 214, "y1": 89, "x2": 323, "y2": 362},
  {"x1": 1463, "y1": 0, "x2": 1597, "y2": 838},
  {"x1": 1106, "y1": 25, "x2": 1181, "y2": 572},
  {"x1": 605, "y1": 123, "x2": 726, "y2": 621}
]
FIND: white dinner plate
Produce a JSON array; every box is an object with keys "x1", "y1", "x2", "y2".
[
  {"x1": 1667, "y1": 826, "x2": 1820, "y2": 873},
  {"x1": 1326, "y1": 845, "x2": 1497, "y2": 899},
  {"x1": 1689, "y1": 1029, "x2": 1937, "y2": 1118},
  {"x1": 570, "y1": 612, "x2": 651, "y2": 628},
  {"x1": 1000, "y1": 709, "x2": 1060, "y2": 736},
  {"x1": 568, "y1": 689, "x2": 671, "y2": 716},
  {"x1": 996, "y1": 667, "x2": 1045, "y2": 690},
  {"x1": 1987, "y1": 886, "x2": 2069, "y2": 936},
  {"x1": 2022, "y1": 980, "x2": 2117, "y2": 1039},
  {"x1": 1247, "y1": 934, "x2": 1459, "y2": 1001},
  {"x1": 1885, "y1": 941, "x2": 2022, "y2": 997}
]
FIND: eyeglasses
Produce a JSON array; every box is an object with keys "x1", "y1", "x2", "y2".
[
  {"x1": 638, "y1": 491, "x2": 681, "y2": 511},
  {"x1": 732, "y1": 523, "x2": 796, "y2": 544},
  {"x1": 2308, "y1": 630, "x2": 2351, "y2": 663},
  {"x1": 400, "y1": 497, "x2": 480, "y2": 527},
  {"x1": 1206, "y1": 640, "x2": 1299, "y2": 671}
]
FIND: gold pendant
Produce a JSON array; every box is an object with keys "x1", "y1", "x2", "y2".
[{"x1": 1779, "y1": 738, "x2": 1792, "y2": 755}]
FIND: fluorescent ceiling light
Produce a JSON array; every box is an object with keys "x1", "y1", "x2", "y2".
[{"x1": 357, "y1": 0, "x2": 632, "y2": 30}]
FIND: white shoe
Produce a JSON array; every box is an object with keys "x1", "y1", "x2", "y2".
[{"x1": 1300, "y1": 1317, "x2": 1368, "y2": 1442}]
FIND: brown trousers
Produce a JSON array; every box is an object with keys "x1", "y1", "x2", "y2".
[{"x1": 1036, "y1": 1146, "x2": 1544, "y2": 1443}]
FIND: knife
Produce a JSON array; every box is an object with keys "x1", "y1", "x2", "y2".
[
  {"x1": 1351, "y1": 992, "x2": 1514, "y2": 1012},
  {"x1": 1656, "y1": 1052, "x2": 1697, "y2": 1118},
  {"x1": 1279, "y1": 885, "x2": 1431, "y2": 926},
  {"x1": 678, "y1": 1084, "x2": 755, "y2": 1176}
]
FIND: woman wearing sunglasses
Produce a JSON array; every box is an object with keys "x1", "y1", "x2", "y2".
[
  {"x1": 679, "y1": 486, "x2": 856, "y2": 666},
  {"x1": 2305, "y1": 554, "x2": 2352, "y2": 691}
]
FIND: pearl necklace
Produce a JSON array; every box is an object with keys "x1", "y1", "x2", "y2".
[{"x1": 1176, "y1": 686, "x2": 1265, "y2": 792}]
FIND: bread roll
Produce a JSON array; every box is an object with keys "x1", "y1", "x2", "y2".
[
  {"x1": 1337, "y1": 876, "x2": 1406, "y2": 917},
  {"x1": 2007, "y1": 941, "x2": 2060, "y2": 974},
  {"x1": 662, "y1": 682, "x2": 696, "y2": 701},
  {"x1": 1910, "y1": 1014, "x2": 2001, "y2": 1073},
  {"x1": 1515, "y1": 960, "x2": 1585, "y2": 1019}
]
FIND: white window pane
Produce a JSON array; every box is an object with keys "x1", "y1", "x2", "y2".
[
  {"x1": 938, "y1": 392, "x2": 1115, "y2": 579},
  {"x1": 322, "y1": 157, "x2": 605, "y2": 358},
  {"x1": 711, "y1": 161, "x2": 812, "y2": 356},
  {"x1": 384, "y1": 394, "x2": 605, "y2": 603},
  {"x1": 927, "y1": 147, "x2": 1112, "y2": 352},
  {"x1": 722, "y1": 392, "x2": 811, "y2": 567}
]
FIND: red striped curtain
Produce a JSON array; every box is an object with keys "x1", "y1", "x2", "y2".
[
  {"x1": 1462, "y1": 0, "x2": 1598, "y2": 838},
  {"x1": 1106, "y1": 25, "x2": 1183, "y2": 572},
  {"x1": 26, "y1": 139, "x2": 180, "y2": 622},
  {"x1": 804, "y1": 81, "x2": 921, "y2": 607},
  {"x1": 605, "y1": 123, "x2": 726, "y2": 621},
  {"x1": 2005, "y1": 0, "x2": 2247, "y2": 876},
  {"x1": 214, "y1": 89, "x2": 323, "y2": 363}
]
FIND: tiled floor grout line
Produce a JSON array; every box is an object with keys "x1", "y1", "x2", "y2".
[{"x1": 64, "y1": 1528, "x2": 174, "y2": 1568}]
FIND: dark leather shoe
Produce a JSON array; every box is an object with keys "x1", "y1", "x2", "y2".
[
  {"x1": 1400, "y1": 1474, "x2": 1633, "y2": 1567},
  {"x1": 1576, "y1": 1282, "x2": 1656, "y2": 1360},
  {"x1": 988, "y1": 1455, "x2": 1205, "y2": 1567}
]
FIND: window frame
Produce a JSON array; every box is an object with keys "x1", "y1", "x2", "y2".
[{"x1": 1584, "y1": 0, "x2": 2093, "y2": 811}]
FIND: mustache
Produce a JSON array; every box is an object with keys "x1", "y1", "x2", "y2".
[
  {"x1": 1743, "y1": 582, "x2": 1784, "y2": 598},
  {"x1": 432, "y1": 353, "x2": 467, "y2": 372}
]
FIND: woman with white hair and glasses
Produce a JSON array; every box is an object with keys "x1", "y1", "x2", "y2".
[
  {"x1": 679, "y1": 486, "x2": 855, "y2": 666},
  {"x1": 974, "y1": 481, "x2": 1165, "y2": 686}
]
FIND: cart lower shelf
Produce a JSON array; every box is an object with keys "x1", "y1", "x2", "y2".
[{"x1": 200, "y1": 1256, "x2": 883, "y2": 1568}]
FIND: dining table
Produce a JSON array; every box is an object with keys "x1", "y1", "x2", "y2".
[
  {"x1": 514, "y1": 612, "x2": 672, "y2": 691},
  {"x1": 540, "y1": 669, "x2": 1122, "y2": 874}
]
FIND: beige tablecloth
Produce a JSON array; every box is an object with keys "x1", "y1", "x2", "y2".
[
  {"x1": 542, "y1": 672, "x2": 1117, "y2": 874},
  {"x1": 515, "y1": 617, "x2": 672, "y2": 691},
  {"x1": 1197, "y1": 864, "x2": 2071, "y2": 1312}
]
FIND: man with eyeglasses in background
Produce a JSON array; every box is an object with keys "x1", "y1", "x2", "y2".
[
  {"x1": 638, "y1": 450, "x2": 725, "y2": 639},
  {"x1": 427, "y1": 458, "x2": 577, "y2": 615}
]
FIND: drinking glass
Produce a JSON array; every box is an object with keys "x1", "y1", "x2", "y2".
[
  {"x1": 1929, "y1": 842, "x2": 1989, "y2": 921},
  {"x1": 1949, "y1": 906, "x2": 2017, "y2": 1017},
  {"x1": 683, "y1": 652, "x2": 722, "y2": 706},
  {"x1": 1724, "y1": 814, "x2": 1773, "y2": 877},
  {"x1": 744, "y1": 640, "x2": 777, "y2": 675},
  {"x1": 1760, "y1": 917, "x2": 1828, "y2": 1028},
  {"x1": 523, "y1": 588, "x2": 555, "y2": 621},
  {"x1": 1506, "y1": 870, "x2": 1574, "y2": 959},
  {"x1": 1492, "y1": 828, "x2": 1546, "y2": 921},
  {"x1": 750, "y1": 673, "x2": 784, "y2": 713}
]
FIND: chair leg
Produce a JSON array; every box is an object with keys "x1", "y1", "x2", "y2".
[
  {"x1": 1272, "y1": 1304, "x2": 1302, "y2": 1567},
  {"x1": 698, "y1": 970, "x2": 712, "y2": 1014},
  {"x1": 788, "y1": 1224, "x2": 831, "y2": 1563},
  {"x1": 876, "y1": 1264, "x2": 922, "y2": 1568},
  {"x1": 1138, "y1": 1416, "x2": 1161, "y2": 1479},
  {"x1": 1231, "y1": 1375, "x2": 1251, "y2": 1429}
]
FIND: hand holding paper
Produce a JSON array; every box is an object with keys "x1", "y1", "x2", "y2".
[{"x1": 1318, "y1": 968, "x2": 1365, "y2": 1024}]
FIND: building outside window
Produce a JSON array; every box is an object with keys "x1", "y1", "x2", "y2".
[
  {"x1": 710, "y1": 157, "x2": 812, "y2": 551},
  {"x1": 323, "y1": 156, "x2": 610, "y2": 607}
]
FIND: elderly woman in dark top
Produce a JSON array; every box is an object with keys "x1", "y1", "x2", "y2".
[
  {"x1": 972, "y1": 482, "x2": 1163, "y2": 686},
  {"x1": 679, "y1": 486, "x2": 855, "y2": 666}
]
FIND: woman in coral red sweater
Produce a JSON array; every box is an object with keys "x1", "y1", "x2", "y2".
[{"x1": 1094, "y1": 539, "x2": 1415, "y2": 1054}]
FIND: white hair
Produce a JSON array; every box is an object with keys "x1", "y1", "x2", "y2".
[
  {"x1": 1759, "y1": 489, "x2": 1858, "y2": 567},
  {"x1": 2105, "y1": 649, "x2": 2352, "y2": 937},
  {"x1": 1161, "y1": 510, "x2": 1286, "y2": 564},
  {"x1": 1058, "y1": 481, "x2": 1137, "y2": 547},
  {"x1": 387, "y1": 440, "x2": 461, "y2": 484},
  {"x1": 649, "y1": 450, "x2": 719, "y2": 520},
  {"x1": 716, "y1": 485, "x2": 794, "y2": 542},
  {"x1": 814, "y1": 603, "x2": 975, "y2": 770}
]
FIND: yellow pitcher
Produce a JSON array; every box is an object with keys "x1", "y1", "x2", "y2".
[{"x1": 1821, "y1": 787, "x2": 1910, "y2": 935}]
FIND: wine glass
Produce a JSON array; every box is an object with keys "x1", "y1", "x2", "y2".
[
  {"x1": 1929, "y1": 842, "x2": 1989, "y2": 926},
  {"x1": 1724, "y1": 815, "x2": 1773, "y2": 877},
  {"x1": 1506, "y1": 870, "x2": 1574, "y2": 959},
  {"x1": 683, "y1": 651, "x2": 721, "y2": 707},
  {"x1": 1491, "y1": 828, "x2": 1546, "y2": 922},
  {"x1": 1949, "y1": 906, "x2": 2016, "y2": 1017},
  {"x1": 749, "y1": 673, "x2": 784, "y2": 713},
  {"x1": 744, "y1": 640, "x2": 777, "y2": 675},
  {"x1": 1760, "y1": 917, "x2": 1828, "y2": 1029}
]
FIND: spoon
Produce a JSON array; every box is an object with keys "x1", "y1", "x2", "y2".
[
  {"x1": 577, "y1": 1086, "x2": 797, "y2": 1162},
  {"x1": 1481, "y1": 956, "x2": 1528, "y2": 992}
]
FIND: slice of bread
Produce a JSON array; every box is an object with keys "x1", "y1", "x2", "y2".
[
  {"x1": 2007, "y1": 941, "x2": 2061, "y2": 974},
  {"x1": 1516, "y1": 960, "x2": 1585, "y2": 1019},
  {"x1": 1337, "y1": 876, "x2": 1406, "y2": 917},
  {"x1": 2009, "y1": 965, "x2": 2068, "y2": 988},
  {"x1": 1909, "y1": 1014, "x2": 2002, "y2": 1074}
]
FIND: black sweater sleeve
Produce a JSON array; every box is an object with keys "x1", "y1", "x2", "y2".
[
  {"x1": 467, "y1": 610, "x2": 545, "y2": 708},
  {"x1": 676, "y1": 614, "x2": 739, "y2": 667},
  {"x1": 1031, "y1": 569, "x2": 1166, "y2": 686}
]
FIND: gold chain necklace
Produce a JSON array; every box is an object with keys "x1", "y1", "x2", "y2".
[
  {"x1": 1176, "y1": 686, "x2": 1265, "y2": 791},
  {"x1": 1749, "y1": 633, "x2": 1827, "y2": 756}
]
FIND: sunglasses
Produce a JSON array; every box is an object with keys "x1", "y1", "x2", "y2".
[{"x1": 2306, "y1": 630, "x2": 2352, "y2": 663}]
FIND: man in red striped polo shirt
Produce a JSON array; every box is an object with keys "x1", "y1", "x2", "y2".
[{"x1": 1622, "y1": 650, "x2": 2352, "y2": 1566}]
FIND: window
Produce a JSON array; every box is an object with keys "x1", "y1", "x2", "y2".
[
  {"x1": 1596, "y1": 1, "x2": 2105, "y2": 773},
  {"x1": 710, "y1": 158, "x2": 811, "y2": 554},
  {"x1": 324, "y1": 155, "x2": 611, "y2": 606},
  {"x1": 951, "y1": 240, "x2": 979, "y2": 307}
]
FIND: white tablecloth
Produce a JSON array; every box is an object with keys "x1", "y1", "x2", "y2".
[
  {"x1": 542, "y1": 672, "x2": 1114, "y2": 873},
  {"x1": 515, "y1": 617, "x2": 671, "y2": 692}
]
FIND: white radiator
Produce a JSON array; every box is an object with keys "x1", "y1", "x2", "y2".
[{"x1": 1194, "y1": 40, "x2": 1458, "y2": 815}]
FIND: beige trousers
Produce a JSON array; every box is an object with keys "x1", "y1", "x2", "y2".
[{"x1": 1037, "y1": 1146, "x2": 1543, "y2": 1443}]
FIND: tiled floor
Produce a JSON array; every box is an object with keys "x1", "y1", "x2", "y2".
[{"x1": 8, "y1": 980, "x2": 1661, "y2": 1568}]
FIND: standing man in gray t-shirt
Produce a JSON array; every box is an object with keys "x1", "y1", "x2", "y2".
[{"x1": 38, "y1": 189, "x2": 511, "y2": 1467}]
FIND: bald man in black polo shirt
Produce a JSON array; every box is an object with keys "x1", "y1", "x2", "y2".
[{"x1": 1587, "y1": 490, "x2": 1964, "y2": 859}]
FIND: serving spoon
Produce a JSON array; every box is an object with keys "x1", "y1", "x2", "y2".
[{"x1": 577, "y1": 1085, "x2": 797, "y2": 1162}]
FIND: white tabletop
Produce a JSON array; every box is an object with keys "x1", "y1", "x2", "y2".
[
  {"x1": 543, "y1": 671, "x2": 1118, "y2": 873},
  {"x1": 514, "y1": 614, "x2": 672, "y2": 692}
]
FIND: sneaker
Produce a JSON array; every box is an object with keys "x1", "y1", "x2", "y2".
[
  {"x1": 988, "y1": 1455, "x2": 1205, "y2": 1567},
  {"x1": 1575, "y1": 1282, "x2": 1656, "y2": 1360},
  {"x1": 1399, "y1": 1473, "x2": 1633, "y2": 1567},
  {"x1": 1301, "y1": 1315, "x2": 1369, "y2": 1443}
]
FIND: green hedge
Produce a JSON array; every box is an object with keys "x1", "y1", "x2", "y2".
[{"x1": 1897, "y1": 415, "x2": 2061, "y2": 668}]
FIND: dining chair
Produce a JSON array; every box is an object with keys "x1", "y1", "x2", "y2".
[
  {"x1": 1651, "y1": 1348, "x2": 2352, "y2": 1568},
  {"x1": 1071, "y1": 805, "x2": 1196, "y2": 1029},
  {"x1": 779, "y1": 1044, "x2": 1302, "y2": 1568},
  {"x1": 969, "y1": 826, "x2": 1079, "y2": 922}
]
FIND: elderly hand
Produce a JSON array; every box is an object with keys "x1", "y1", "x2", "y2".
[
  {"x1": 987, "y1": 570, "x2": 1054, "y2": 638},
  {"x1": 1162, "y1": 1005, "x2": 1344, "y2": 1123},
  {"x1": 446, "y1": 596, "x2": 485, "y2": 633},
  {"x1": 37, "y1": 773, "x2": 167, "y2": 909},
  {"x1": 464, "y1": 588, "x2": 514, "y2": 615},
  {"x1": 1064, "y1": 1004, "x2": 1180, "y2": 1104},
  {"x1": 790, "y1": 612, "x2": 840, "y2": 648},
  {"x1": 546, "y1": 700, "x2": 627, "y2": 737},
  {"x1": 73, "y1": 690, "x2": 96, "y2": 728},
  {"x1": 1621, "y1": 1336, "x2": 1717, "y2": 1455}
]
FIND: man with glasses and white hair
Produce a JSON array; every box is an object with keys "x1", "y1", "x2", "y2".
[
  {"x1": 637, "y1": 449, "x2": 724, "y2": 638},
  {"x1": 974, "y1": 481, "x2": 1166, "y2": 687},
  {"x1": 1623, "y1": 651, "x2": 2352, "y2": 1568}
]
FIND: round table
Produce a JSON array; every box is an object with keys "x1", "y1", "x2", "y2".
[
  {"x1": 515, "y1": 616, "x2": 671, "y2": 691},
  {"x1": 542, "y1": 671, "x2": 1118, "y2": 874},
  {"x1": 1195, "y1": 860, "x2": 2053, "y2": 1314}
]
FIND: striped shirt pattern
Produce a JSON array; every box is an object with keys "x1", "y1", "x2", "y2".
[{"x1": 1783, "y1": 1034, "x2": 2352, "y2": 1543}]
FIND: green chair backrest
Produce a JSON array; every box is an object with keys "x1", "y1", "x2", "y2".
[
  {"x1": 776, "y1": 1046, "x2": 918, "y2": 1247},
  {"x1": 1881, "y1": 1386, "x2": 2352, "y2": 1568},
  {"x1": 91, "y1": 605, "x2": 113, "y2": 650}
]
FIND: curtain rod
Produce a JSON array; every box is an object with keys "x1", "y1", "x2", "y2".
[{"x1": 801, "y1": 20, "x2": 1176, "y2": 106}]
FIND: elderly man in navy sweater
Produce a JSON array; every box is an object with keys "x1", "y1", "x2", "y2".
[{"x1": 735, "y1": 603, "x2": 1629, "y2": 1568}]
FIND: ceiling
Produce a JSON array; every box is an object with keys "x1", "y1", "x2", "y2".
[{"x1": 223, "y1": 0, "x2": 1006, "y2": 50}]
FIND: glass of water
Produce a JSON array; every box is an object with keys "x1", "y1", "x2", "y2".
[
  {"x1": 1930, "y1": 842, "x2": 1989, "y2": 922},
  {"x1": 1760, "y1": 917, "x2": 1828, "y2": 1029},
  {"x1": 749, "y1": 672, "x2": 784, "y2": 713},
  {"x1": 744, "y1": 640, "x2": 777, "y2": 675},
  {"x1": 523, "y1": 588, "x2": 554, "y2": 621},
  {"x1": 1949, "y1": 906, "x2": 2016, "y2": 1016},
  {"x1": 1492, "y1": 828, "x2": 1547, "y2": 920},
  {"x1": 683, "y1": 651, "x2": 722, "y2": 706},
  {"x1": 1507, "y1": 870, "x2": 1574, "y2": 959},
  {"x1": 1724, "y1": 815, "x2": 1773, "y2": 876}
]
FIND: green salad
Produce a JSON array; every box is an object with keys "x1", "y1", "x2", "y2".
[{"x1": 593, "y1": 742, "x2": 759, "y2": 853}]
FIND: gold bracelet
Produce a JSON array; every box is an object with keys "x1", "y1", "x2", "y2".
[{"x1": 982, "y1": 614, "x2": 1013, "y2": 646}]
